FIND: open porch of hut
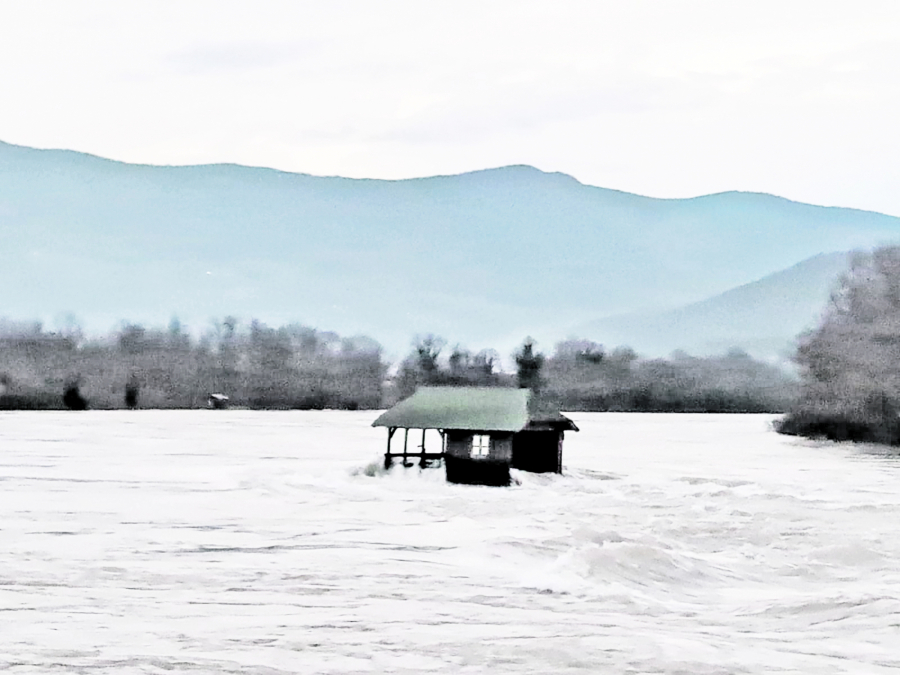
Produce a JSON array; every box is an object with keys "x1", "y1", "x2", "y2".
[{"x1": 372, "y1": 386, "x2": 578, "y2": 486}]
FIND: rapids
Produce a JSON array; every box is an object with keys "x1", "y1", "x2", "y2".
[{"x1": 1, "y1": 411, "x2": 898, "y2": 673}]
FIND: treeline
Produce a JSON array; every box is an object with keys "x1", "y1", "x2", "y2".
[
  {"x1": 545, "y1": 343, "x2": 796, "y2": 413},
  {"x1": 391, "y1": 336, "x2": 797, "y2": 413},
  {"x1": 0, "y1": 318, "x2": 798, "y2": 412},
  {"x1": 0, "y1": 318, "x2": 385, "y2": 410},
  {"x1": 778, "y1": 246, "x2": 900, "y2": 444}
]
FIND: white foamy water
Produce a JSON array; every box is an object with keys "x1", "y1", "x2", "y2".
[{"x1": 2, "y1": 411, "x2": 899, "y2": 673}]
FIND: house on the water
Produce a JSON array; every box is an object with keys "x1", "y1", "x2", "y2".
[{"x1": 372, "y1": 386, "x2": 578, "y2": 486}]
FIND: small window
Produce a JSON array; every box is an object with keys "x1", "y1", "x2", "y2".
[{"x1": 471, "y1": 434, "x2": 491, "y2": 458}]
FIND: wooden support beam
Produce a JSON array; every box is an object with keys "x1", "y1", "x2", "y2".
[
  {"x1": 402, "y1": 428, "x2": 409, "y2": 465},
  {"x1": 385, "y1": 452, "x2": 444, "y2": 460},
  {"x1": 384, "y1": 427, "x2": 396, "y2": 470},
  {"x1": 419, "y1": 428, "x2": 428, "y2": 468}
]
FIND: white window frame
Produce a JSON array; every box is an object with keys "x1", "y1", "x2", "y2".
[{"x1": 471, "y1": 434, "x2": 491, "y2": 458}]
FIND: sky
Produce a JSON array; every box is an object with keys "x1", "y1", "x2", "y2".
[{"x1": 1, "y1": 0, "x2": 900, "y2": 215}]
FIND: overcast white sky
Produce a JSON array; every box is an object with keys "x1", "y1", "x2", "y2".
[{"x1": 2, "y1": 0, "x2": 899, "y2": 214}]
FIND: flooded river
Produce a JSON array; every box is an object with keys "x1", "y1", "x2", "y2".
[{"x1": 1, "y1": 411, "x2": 899, "y2": 673}]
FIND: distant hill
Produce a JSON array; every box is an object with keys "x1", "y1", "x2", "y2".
[
  {"x1": 575, "y1": 252, "x2": 853, "y2": 363},
  {"x1": 1, "y1": 140, "x2": 897, "y2": 358}
]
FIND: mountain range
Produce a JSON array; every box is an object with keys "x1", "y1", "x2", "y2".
[
  {"x1": 576, "y1": 252, "x2": 853, "y2": 363},
  {"x1": 1, "y1": 140, "x2": 897, "y2": 362}
]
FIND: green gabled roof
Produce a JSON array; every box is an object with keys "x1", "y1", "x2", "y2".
[{"x1": 372, "y1": 386, "x2": 532, "y2": 431}]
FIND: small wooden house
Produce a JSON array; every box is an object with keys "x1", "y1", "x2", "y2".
[
  {"x1": 207, "y1": 393, "x2": 230, "y2": 409},
  {"x1": 372, "y1": 386, "x2": 578, "y2": 486}
]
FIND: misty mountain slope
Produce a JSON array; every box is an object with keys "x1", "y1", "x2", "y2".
[
  {"x1": 1, "y1": 140, "x2": 897, "y2": 352},
  {"x1": 577, "y1": 252, "x2": 853, "y2": 360}
]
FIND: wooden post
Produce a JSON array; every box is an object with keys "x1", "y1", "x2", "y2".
[
  {"x1": 402, "y1": 428, "x2": 409, "y2": 466},
  {"x1": 384, "y1": 427, "x2": 396, "y2": 470},
  {"x1": 557, "y1": 431, "x2": 564, "y2": 474},
  {"x1": 419, "y1": 428, "x2": 427, "y2": 468}
]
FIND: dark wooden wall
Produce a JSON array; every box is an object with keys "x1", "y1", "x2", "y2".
[
  {"x1": 511, "y1": 430, "x2": 563, "y2": 473},
  {"x1": 445, "y1": 431, "x2": 512, "y2": 461},
  {"x1": 444, "y1": 430, "x2": 513, "y2": 486}
]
